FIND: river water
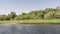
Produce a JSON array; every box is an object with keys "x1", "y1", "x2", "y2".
[{"x1": 0, "y1": 24, "x2": 60, "y2": 34}]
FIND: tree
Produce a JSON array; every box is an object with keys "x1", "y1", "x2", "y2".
[
  {"x1": 0, "y1": 15, "x2": 10, "y2": 21},
  {"x1": 8, "y1": 12, "x2": 17, "y2": 20},
  {"x1": 54, "y1": 11, "x2": 60, "y2": 18},
  {"x1": 44, "y1": 11, "x2": 55, "y2": 19},
  {"x1": 56, "y1": 6, "x2": 60, "y2": 10},
  {"x1": 22, "y1": 12, "x2": 26, "y2": 15}
]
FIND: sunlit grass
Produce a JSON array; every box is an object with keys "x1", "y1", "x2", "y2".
[{"x1": 0, "y1": 19, "x2": 60, "y2": 24}]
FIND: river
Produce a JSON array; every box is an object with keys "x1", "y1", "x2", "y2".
[{"x1": 0, "y1": 24, "x2": 60, "y2": 34}]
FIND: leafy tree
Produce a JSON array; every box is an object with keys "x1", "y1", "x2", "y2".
[
  {"x1": 44, "y1": 11, "x2": 55, "y2": 19},
  {"x1": 22, "y1": 12, "x2": 27, "y2": 15},
  {"x1": 8, "y1": 12, "x2": 17, "y2": 20},
  {"x1": 0, "y1": 15, "x2": 10, "y2": 21},
  {"x1": 54, "y1": 11, "x2": 60, "y2": 18}
]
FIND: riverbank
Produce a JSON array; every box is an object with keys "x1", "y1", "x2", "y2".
[{"x1": 0, "y1": 19, "x2": 60, "y2": 24}]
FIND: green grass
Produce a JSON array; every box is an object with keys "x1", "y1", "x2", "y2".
[{"x1": 0, "y1": 19, "x2": 60, "y2": 24}]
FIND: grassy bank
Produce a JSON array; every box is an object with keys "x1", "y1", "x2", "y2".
[{"x1": 0, "y1": 19, "x2": 60, "y2": 24}]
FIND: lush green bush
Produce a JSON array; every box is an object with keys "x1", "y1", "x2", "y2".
[
  {"x1": 0, "y1": 15, "x2": 10, "y2": 21},
  {"x1": 44, "y1": 11, "x2": 55, "y2": 19}
]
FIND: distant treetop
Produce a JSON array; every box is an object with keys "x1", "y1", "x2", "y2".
[{"x1": 56, "y1": 6, "x2": 60, "y2": 10}]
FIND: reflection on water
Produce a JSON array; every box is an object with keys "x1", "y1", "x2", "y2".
[{"x1": 0, "y1": 24, "x2": 60, "y2": 34}]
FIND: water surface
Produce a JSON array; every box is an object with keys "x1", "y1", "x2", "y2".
[{"x1": 0, "y1": 24, "x2": 60, "y2": 34}]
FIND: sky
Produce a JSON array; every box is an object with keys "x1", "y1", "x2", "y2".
[{"x1": 0, "y1": 0, "x2": 60, "y2": 15}]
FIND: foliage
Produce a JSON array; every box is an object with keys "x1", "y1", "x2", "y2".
[
  {"x1": 0, "y1": 15, "x2": 9, "y2": 21},
  {"x1": 0, "y1": 7, "x2": 60, "y2": 21},
  {"x1": 8, "y1": 12, "x2": 17, "y2": 20},
  {"x1": 44, "y1": 11, "x2": 55, "y2": 19}
]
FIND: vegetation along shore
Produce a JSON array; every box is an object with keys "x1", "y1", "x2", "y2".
[{"x1": 0, "y1": 7, "x2": 60, "y2": 24}]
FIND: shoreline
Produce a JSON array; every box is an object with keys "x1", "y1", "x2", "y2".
[{"x1": 0, "y1": 20, "x2": 60, "y2": 24}]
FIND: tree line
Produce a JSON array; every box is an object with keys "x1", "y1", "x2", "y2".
[{"x1": 0, "y1": 7, "x2": 60, "y2": 21}]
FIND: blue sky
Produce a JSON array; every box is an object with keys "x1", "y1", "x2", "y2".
[{"x1": 0, "y1": 0, "x2": 60, "y2": 15}]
